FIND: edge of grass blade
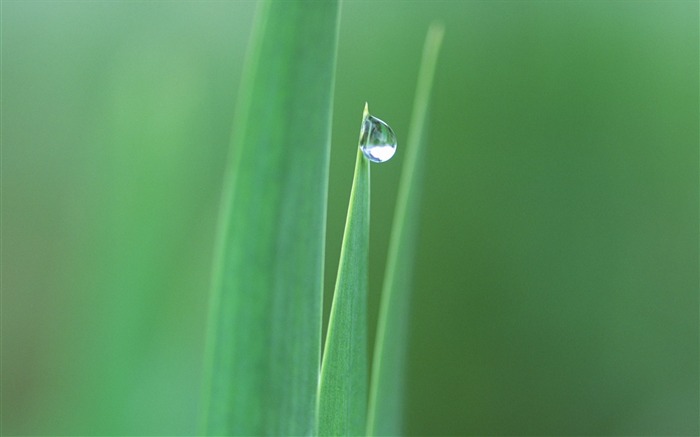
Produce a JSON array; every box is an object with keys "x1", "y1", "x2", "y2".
[
  {"x1": 366, "y1": 23, "x2": 445, "y2": 437},
  {"x1": 201, "y1": 1, "x2": 341, "y2": 435},
  {"x1": 317, "y1": 104, "x2": 371, "y2": 437}
]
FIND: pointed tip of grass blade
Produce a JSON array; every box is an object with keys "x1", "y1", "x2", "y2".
[
  {"x1": 318, "y1": 109, "x2": 371, "y2": 437},
  {"x1": 428, "y1": 21, "x2": 445, "y2": 46}
]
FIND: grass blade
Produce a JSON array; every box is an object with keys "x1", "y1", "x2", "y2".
[
  {"x1": 317, "y1": 105, "x2": 371, "y2": 436},
  {"x1": 201, "y1": 1, "x2": 340, "y2": 435},
  {"x1": 366, "y1": 23, "x2": 445, "y2": 436}
]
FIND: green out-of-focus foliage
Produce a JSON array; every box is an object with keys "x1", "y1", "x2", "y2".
[
  {"x1": 2, "y1": 1, "x2": 698, "y2": 435},
  {"x1": 368, "y1": 23, "x2": 444, "y2": 437},
  {"x1": 202, "y1": 1, "x2": 339, "y2": 435}
]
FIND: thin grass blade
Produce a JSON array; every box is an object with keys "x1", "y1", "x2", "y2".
[
  {"x1": 317, "y1": 105, "x2": 371, "y2": 437},
  {"x1": 366, "y1": 23, "x2": 445, "y2": 437},
  {"x1": 201, "y1": 1, "x2": 340, "y2": 435}
]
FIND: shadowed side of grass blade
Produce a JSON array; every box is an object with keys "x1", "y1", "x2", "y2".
[
  {"x1": 201, "y1": 1, "x2": 340, "y2": 435},
  {"x1": 367, "y1": 23, "x2": 445, "y2": 437}
]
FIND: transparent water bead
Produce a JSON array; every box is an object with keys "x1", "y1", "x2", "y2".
[{"x1": 359, "y1": 103, "x2": 397, "y2": 163}]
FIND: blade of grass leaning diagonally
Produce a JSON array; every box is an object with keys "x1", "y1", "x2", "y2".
[
  {"x1": 317, "y1": 104, "x2": 372, "y2": 437},
  {"x1": 201, "y1": 1, "x2": 340, "y2": 435},
  {"x1": 367, "y1": 23, "x2": 445, "y2": 437}
]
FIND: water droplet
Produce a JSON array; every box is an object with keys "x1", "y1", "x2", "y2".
[{"x1": 359, "y1": 103, "x2": 397, "y2": 163}]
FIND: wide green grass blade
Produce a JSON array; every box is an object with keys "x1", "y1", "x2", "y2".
[
  {"x1": 366, "y1": 23, "x2": 445, "y2": 437},
  {"x1": 317, "y1": 106, "x2": 371, "y2": 437},
  {"x1": 201, "y1": 1, "x2": 340, "y2": 435}
]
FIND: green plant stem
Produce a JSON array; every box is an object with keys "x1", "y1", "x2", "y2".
[{"x1": 366, "y1": 23, "x2": 445, "y2": 437}]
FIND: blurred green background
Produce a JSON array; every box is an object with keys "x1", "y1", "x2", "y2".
[{"x1": 2, "y1": 1, "x2": 698, "y2": 435}]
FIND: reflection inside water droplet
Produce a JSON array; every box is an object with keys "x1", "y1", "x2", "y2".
[{"x1": 359, "y1": 106, "x2": 397, "y2": 163}]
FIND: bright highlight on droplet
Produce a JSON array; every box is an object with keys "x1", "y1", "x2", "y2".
[{"x1": 359, "y1": 103, "x2": 397, "y2": 163}]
